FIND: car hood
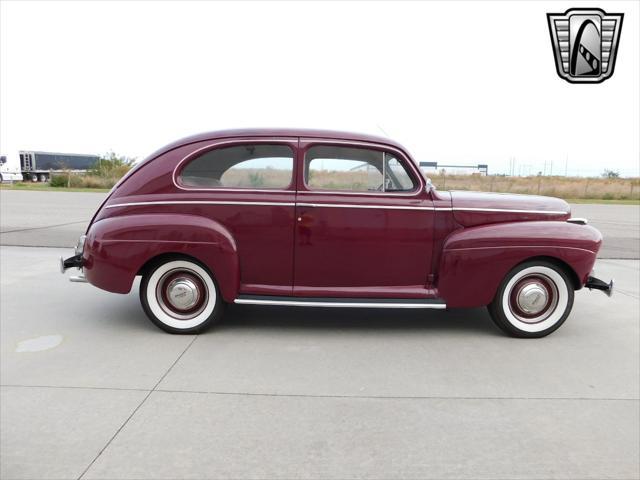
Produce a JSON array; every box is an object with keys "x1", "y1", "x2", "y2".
[{"x1": 449, "y1": 191, "x2": 571, "y2": 227}]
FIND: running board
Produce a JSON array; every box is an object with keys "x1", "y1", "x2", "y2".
[{"x1": 234, "y1": 295, "x2": 446, "y2": 309}]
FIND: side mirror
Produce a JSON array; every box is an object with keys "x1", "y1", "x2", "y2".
[
  {"x1": 425, "y1": 177, "x2": 435, "y2": 193},
  {"x1": 0, "y1": 156, "x2": 6, "y2": 165}
]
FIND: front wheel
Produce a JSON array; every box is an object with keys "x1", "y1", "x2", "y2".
[
  {"x1": 488, "y1": 261, "x2": 574, "y2": 338},
  {"x1": 140, "y1": 257, "x2": 224, "y2": 334}
]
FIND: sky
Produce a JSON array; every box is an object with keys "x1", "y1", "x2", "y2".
[{"x1": 1, "y1": 0, "x2": 639, "y2": 177}]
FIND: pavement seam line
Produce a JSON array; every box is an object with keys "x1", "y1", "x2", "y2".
[
  {"x1": 0, "y1": 384, "x2": 150, "y2": 393},
  {"x1": 2, "y1": 384, "x2": 637, "y2": 402},
  {"x1": 76, "y1": 335, "x2": 199, "y2": 480},
  {"x1": 152, "y1": 389, "x2": 640, "y2": 402},
  {"x1": 0, "y1": 220, "x2": 88, "y2": 234}
]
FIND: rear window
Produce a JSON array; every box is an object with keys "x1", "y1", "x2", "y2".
[{"x1": 179, "y1": 144, "x2": 294, "y2": 189}]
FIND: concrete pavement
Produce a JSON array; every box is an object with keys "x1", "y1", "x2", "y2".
[{"x1": 1, "y1": 246, "x2": 638, "y2": 479}]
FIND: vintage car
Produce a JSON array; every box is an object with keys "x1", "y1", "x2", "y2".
[{"x1": 60, "y1": 129, "x2": 612, "y2": 337}]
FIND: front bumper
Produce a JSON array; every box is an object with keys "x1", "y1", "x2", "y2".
[
  {"x1": 60, "y1": 234, "x2": 87, "y2": 282},
  {"x1": 585, "y1": 275, "x2": 614, "y2": 297}
]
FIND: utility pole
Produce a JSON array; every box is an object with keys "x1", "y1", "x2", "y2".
[{"x1": 565, "y1": 154, "x2": 568, "y2": 177}]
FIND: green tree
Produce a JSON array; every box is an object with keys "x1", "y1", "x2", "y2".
[
  {"x1": 90, "y1": 151, "x2": 136, "y2": 179},
  {"x1": 602, "y1": 169, "x2": 620, "y2": 179}
]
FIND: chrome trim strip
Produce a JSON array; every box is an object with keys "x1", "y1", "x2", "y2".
[
  {"x1": 105, "y1": 201, "x2": 296, "y2": 209},
  {"x1": 296, "y1": 202, "x2": 431, "y2": 211},
  {"x1": 451, "y1": 207, "x2": 568, "y2": 215},
  {"x1": 234, "y1": 298, "x2": 446, "y2": 309},
  {"x1": 105, "y1": 200, "x2": 569, "y2": 215}
]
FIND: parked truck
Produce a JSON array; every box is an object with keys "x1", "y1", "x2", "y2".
[
  {"x1": 0, "y1": 155, "x2": 23, "y2": 183},
  {"x1": 19, "y1": 151, "x2": 100, "y2": 182}
]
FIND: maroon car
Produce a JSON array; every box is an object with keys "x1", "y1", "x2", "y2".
[{"x1": 60, "y1": 129, "x2": 612, "y2": 337}]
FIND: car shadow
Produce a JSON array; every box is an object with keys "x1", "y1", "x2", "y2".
[
  {"x1": 218, "y1": 304, "x2": 501, "y2": 336},
  {"x1": 103, "y1": 292, "x2": 501, "y2": 337}
]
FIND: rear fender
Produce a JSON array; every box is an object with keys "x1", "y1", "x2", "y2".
[
  {"x1": 437, "y1": 221, "x2": 601, "y2": 308},
  {"x1": 82, "y1": 213, "x2": 239, "y2": 301}
]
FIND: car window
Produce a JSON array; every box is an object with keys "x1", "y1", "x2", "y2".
[
  {"x1": 384, "y1": 156, "x2": 416, "y2": 191},
  {"x1": 180, "y1": 144, "x2": 294, "y2": 189},
  {"x1": 305, "y1": 145, "x2": 416, "y2": 192}
]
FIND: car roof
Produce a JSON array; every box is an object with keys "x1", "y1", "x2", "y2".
[{"x1": 146, "y1": 128, "x2": 409, "y2": 162}]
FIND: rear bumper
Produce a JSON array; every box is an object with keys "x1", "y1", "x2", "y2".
[
  {"x1": 60, "y1": 234, "x2": 87, "y2": 282},
  {"x1": 60, "y1": 254, "x2": 83, "y2": 272},
  {"x1": 585, "y1": 275, "x2": 614, "y2": 297}
]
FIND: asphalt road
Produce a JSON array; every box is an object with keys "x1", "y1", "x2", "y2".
[
  {"x1": 1, "y1": 189, "x2": 639, "y2": 479},
  {"x1": 1, "y1": 190, "x2": 639, "y2": 258}
]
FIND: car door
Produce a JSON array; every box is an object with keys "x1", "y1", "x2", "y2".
[
  {"x1": 174, "y1": 137, "x2": 298, "y2": 296},
  {"x1": 293, "y1": 138, "x2": 435, "y2": 298}
]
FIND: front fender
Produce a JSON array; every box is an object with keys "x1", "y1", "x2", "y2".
[
  {"x1": 437, "y1": 221, "x2": 602, "y2": 308},
  {"x1": 82, "y1": 213, "x2": 239, "y2": 301}
]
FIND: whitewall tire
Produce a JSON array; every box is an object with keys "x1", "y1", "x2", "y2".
[
  {"x1": 488, "y1": 261, "x2": 574, "y2": 338},
  {"x1": 140, "y1": 257, "x2": 224, "y2": 334}
]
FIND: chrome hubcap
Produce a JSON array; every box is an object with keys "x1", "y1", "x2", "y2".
[
  {"x1": 516, "y1": 283, "x2": 549, "y2": 315},
  {"x1": 155, "y1": 268, "x2": 208, "y2": 320},
  {"x1": 509, "y1": 273, "x2": 559, "y2": 324},
  {"x1": 166, "y1": 278, "x2": 200, "y2": 310}
]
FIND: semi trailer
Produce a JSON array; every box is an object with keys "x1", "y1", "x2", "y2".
[{"x1": 19, "y1": 151, "x2": 100, "y2": 182}]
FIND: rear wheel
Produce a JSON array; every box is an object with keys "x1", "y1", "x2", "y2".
[
  {"x1": 140, "y1": 257, "x2": 224, "y2": 334},
  {"x1": 488, "y1": 261, "x2": 574, "y2": 338},
  {"x1": 38, "y1": 173, "x2": 47, "y2": 182}
]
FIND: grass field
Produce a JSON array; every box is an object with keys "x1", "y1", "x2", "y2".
[
  {"x1": 429, "y1": 173, "x2": 640, "y2": 202},
  {"x1": 3, "y1": 172, "x2": 639, "y2": 205},
  {"x1": 0, "y1": 182, "x2": 110, "y2": 193}
]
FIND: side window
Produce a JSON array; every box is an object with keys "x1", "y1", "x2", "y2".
[
  {"x1": 180, "y1": 144, "x2": 293, "y2": 189},
  {"x1": 385, "y1": 156, "x2": 416, "y2": 191},
  {"x1": 305, "y1": 145, "x2": 416, "y2": 192}
]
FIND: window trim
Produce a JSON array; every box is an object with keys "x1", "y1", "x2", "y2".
[
  {"x1": 301, "y1": 140, "x2": 422, "y2": 196},
  {"x1": 173, "y1": 138, "x2": 297, "y2": 192}
]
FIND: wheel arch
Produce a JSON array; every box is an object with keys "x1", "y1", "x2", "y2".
[
  {"x1": 136, "y1": 251, "x2": 213, "y2": 277},
  {"x1": 514, "y1": 255, "x2": 581, "y2": 290},
  {"x1": 437, "y1": 222, "x2": 599, "y2": 308},
  {"x1": 82, "y1": 213, "x2": 240, "y2": 302}
]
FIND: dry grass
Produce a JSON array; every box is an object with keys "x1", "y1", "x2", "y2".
[
  {"x1": 50, "y1": 173, "x2": 119, "y2": 189},
  {"x1": 430, "y1": 174, "x2": 640, "y2": 201},
  {"x1": 40, "y1": 167, "x2": 640, "y2": 202}
]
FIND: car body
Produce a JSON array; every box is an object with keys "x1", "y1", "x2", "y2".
[{"x1": 61, "y1": 129, "x2": 612, "y2": 336}]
